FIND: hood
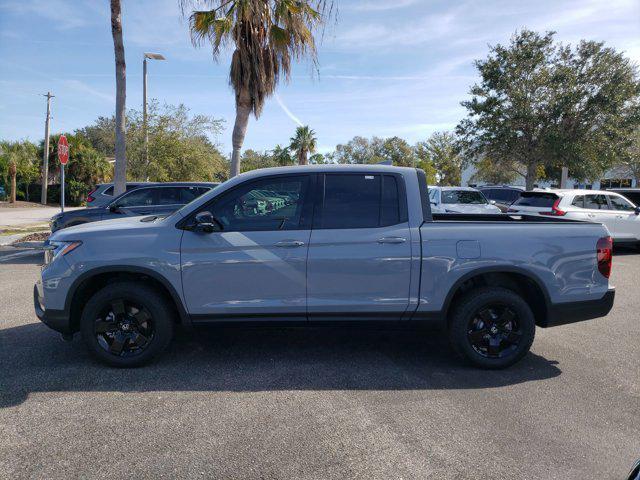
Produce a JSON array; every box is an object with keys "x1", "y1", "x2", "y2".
[
  {"x1": 443, "y1": 203, "x2": 502, "y2": 214},
  {"x1": 50, "y1": 214, "x2": 177, "y2": 241},
  {"x1": 51, "y1": 206, "x2": 104, "y2": 222}
]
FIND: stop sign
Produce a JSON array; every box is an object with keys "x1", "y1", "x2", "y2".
[{"x1": 58, "y1": 135, "x2": 69, "y2": 165}]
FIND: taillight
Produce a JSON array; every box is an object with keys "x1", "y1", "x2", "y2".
[
  {"x1": 86, "y1": 188, "x2": 97, "y2": 203},
  {"x1": 596, "y1": 236, "x2": 613, "y2": 278},
  {"x1": 539, "y1": 198, "x2": 566, "y2": 216}
]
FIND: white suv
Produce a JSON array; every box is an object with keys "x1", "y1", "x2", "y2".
[{"x1": 508, "y1": 189, "x2": 640, "y2": 245}]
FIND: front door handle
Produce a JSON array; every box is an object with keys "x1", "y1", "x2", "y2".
[
  {"x1": 377, "y1": 237, "x2": 407, "y2": 244},
  {"x1": 275, "y1": 240, "x2": 305, "y2": 248}
]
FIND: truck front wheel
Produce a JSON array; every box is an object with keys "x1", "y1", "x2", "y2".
[
  {"x1": 80, "y1": 282, "x2": 174, "y2": 367},
  {"x1": 448, "y1": 287, "x2": 536, "y2": 369}
]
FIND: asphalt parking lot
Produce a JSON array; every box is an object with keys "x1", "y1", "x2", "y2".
[{"x1": 1, "y1": 247, "x2": 639, "y2": 479}]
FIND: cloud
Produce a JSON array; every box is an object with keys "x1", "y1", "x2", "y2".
[
  {"x1": 63, "y1": 80, "x2": 115, "y2": 103},
  {"x1": 274, "y1": 93, "x2": 304, "y2": 127},
  {"x1": 0, "y1": 0, "x2": 95, "y2": 30},
  {"x1": 343, "y1": 0, "x2": 420, "y2": 12}
]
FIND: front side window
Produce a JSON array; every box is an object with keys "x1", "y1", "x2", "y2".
[
  {"x1": 158, "y1": 187, "x2": 183, "y2": 205},
  {"x1": 207, "y1": 176, "x2": 310, "y2": 231},
  {"x1": 584, "y1": 194, "x2": 608, "y2": 210},
  {"x1": 441, "y1": 190, "x2": 487, "y2": 205},
  {"x1": 181, "y1": 187, "x2": 209, "y2": 203},
  {"x1": 116, "y1": 188, "x2": 155, "y2": 207},
  {"x1": 608, "y1": 195, "x2": 635, "y2": 211}
]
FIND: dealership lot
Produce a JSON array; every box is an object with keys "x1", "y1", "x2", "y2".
[{"x1": 1, "y1": 248, "x2": 639, "y2": 479}]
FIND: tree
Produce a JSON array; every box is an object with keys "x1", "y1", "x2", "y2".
[
  {"x1": 182, "y1": 0, "x2": 333, "y2": 177},
  {"x1": 378, "y1": 136, "x2": 417, "y2": 167},
  {"x1": 271, "y1": 144, "x2": 294, "y2": 166},
  {"x1": 470, "y1": 156, "x2": 519, "y2": 185},
  {"x1": 289, "y1": 125, "x2": 317, "y2": 165},
  {"x1": 457, "y1": 30, "x2": 640, "y2": 189},
  {"x1": 240, "y1": 149, "x2": 276, "y2": 172},
  {"x1": 110, "y1": 0, "x2": 127, "y2": 196},
  {"x1": 77, "y1": 103, "x2": 228, "y2": 183},
  {"x1": 415, "y1": 131, "x2": 463, "y2": 186},
  {"x1": 0, "y1": 141, "x2": 40, "y2": 202},
  {"x1": 619, "y1": 128, "x2": 640, "y2": 185}
]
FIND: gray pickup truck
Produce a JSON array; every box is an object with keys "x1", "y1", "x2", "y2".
[{"x1": 35, "y1": 165, "x2": 615, "y2": 369}]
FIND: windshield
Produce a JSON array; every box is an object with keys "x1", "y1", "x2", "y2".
[
  {"x1": 163, "y1": 182, "x2": 225, "y2": 220},
  {"x1": 441, "y1": 190, "x2": 487, "y2": 204}
]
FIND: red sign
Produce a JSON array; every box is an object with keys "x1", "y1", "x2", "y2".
[{"x1": 58, "y1": 135, "x2": 69, "y2": 165}]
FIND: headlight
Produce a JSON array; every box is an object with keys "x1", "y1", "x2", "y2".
[{"x1": 44, "y1": 240, "x2": 82, "y2": 264}]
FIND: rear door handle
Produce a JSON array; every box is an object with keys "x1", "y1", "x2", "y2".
[
  {"x1": 275, "y1": 240, "x2": 305, "y2": 248},
  {"x1": 377, "y1": 237, "x2": 406, "y2": 244}
]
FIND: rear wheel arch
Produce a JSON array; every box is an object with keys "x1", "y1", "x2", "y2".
[{"x1": 443, "y1": 267, "x2": 550, "y2": 327}]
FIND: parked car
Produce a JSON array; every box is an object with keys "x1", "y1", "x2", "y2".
[
  {"x1": 36, "y1": 165, "x2": 614, "y2": 369},
  {"x1": 477, "y1": 185, "x2": 524, "y2": 212},
  {"x1": 606, "y1": 188, "x2": 640, "y2": 206},
  {"x1": 429, "y1": 186, "x2": 502, "y2": 214},
  {"x1": 50, "y1": 182, "x2": 218, "y2": 232},
  {"x1": 507, "y1": 189, "x2": 640, "y2": 246},
  {"x1": 86, "y1": 182, "x2": 146, "y2": 207}
]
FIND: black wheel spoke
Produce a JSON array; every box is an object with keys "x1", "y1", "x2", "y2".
[
  {"x1": 486, "y1": 340, "x2": 500, "y2": 356},
  {"x1": 502, "y1": 331, "x2": 522, "y2": 345},
  {"x1": 130, "y1": 333, "x2": 149, "y2": 347},
  {"x1": 468, "y1": 329, "x2": 489, "y2": 344},
  {"x1": 109, "y1": 333, "x2": 127, "y2": 355},
  {"x1": 111, "y1": 299, "x2": 126, "y2": 317},
  {"x1": 94, "y1": 319, "x2": 116, "y2": 334},
  {"x1": 134, "y1": 310, "x2": 150, "y2": 324},
  {"x1": 496, "y1": 308, "x2": 515, "y2": 327},
  {"x1": 478, "y1": 309, "x2": 494, "y2": 323}
]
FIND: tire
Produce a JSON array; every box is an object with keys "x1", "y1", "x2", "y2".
[
  {"x1": 448, "y1": 287, "x2": 536, "y2": 369},
  {"x1": 80, "y1": 282, "x2": 174, "y2": 367}
]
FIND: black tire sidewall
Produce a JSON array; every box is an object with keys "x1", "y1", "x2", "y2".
[
  {"x1": 448, "y1": 287, "x2": 536, "y2": 369},
  {"x1": 80, "y1": 282, "x2": 174, "y2": 367}
]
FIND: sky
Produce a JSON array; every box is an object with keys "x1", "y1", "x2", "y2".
[{"x1": 0, "y1": 0, "x2": 639, "y2": 156}]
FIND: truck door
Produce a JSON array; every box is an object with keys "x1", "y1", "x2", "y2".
[
  {"x1": 180, "y1": 174, "x2": 313, "y2": 319},
  {"x1": 306, "y1": 173, "x2": 412, "y2": 320}
]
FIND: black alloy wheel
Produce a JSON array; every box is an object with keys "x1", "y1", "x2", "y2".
[
  {"x1": 94, "y1": 299, "x2": 154, "y2": 357},
  {"x1": 467, "y1": 304, "x2": 522, "y2": 359}
]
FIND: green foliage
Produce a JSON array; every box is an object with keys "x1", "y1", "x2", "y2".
[
  {"x1": 470, "y1": 156, "x2": 520, "y2": 185},
  {"x1": 0, "y1": 140, "x2": 41, "y2": 201},
  {"x1": 618, "y1": 128, "x2": 640, "y2": 183},
  {"x1": 289, "y1": 126, "x2": 317, "y2": 165},
  {"x1": 414, "y1": 132, "x2": 463, "y2": 185},
  {"x1": 77, "y1": 102, "x2": 228, "y2": 183},
  {"x1": 240, "y1": 149, "x2": 278, "y2": 173},
  {"x1": 457, "y1": 29, "x2": 640, "y2": 189}
]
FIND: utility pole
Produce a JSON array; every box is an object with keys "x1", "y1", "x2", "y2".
[{"x1": 41, "y1": 91, "x2": 54, "y2": 205}]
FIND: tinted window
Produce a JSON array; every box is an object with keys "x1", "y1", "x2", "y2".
[
  {"x1": 181, "y1": 186, "x2": 209, "y2": 203},
  {"x1": 571, "y1": 195, "x2": 584, "y2": 208},
  {"x1": 208, "y1": 176, "x2": 309, "y2": 231},
  {"x1": 584, "y1": 194, "x2": 608, "y2": 210},
  {"x1": 116, "y1": 188, "x2": 155, "y2": 207},
  {"x1": 104, "y1": 184, "x2": 139, "y2": 196},
  {"x1": 158, "y1": 187, "x2": 182, "y2": 205},
  {"x1": 321, "y1": 174, "x2": 381, "y2": 229},
  {"x1": 441, "y1": 190, "x2": 487, "y2": 204},
  {"x1": 615, "y1": 191, "x2": 640, "y2": 205},
  {"x1": 381, "y1": 175, "x2": 401, "y2": 226},
  {"x1": 608, "y1": 195, "x2": 635, "y2": 211},
  {"x1": 512, "y1": 192, "x2": 558, "y2": 207}
]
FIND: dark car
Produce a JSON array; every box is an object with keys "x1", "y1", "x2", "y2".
[
  {"x1": 477, "y1": 185, "x2": 525, "y2": 212},
  {"x1": 86, "y1": 182, "x2": 146, "y2": 207},
  {"x1": 51, "y1": 182, "x2": 218, "y2": 232},
  {"x1": 607, "y1": 188, "x2": 640, "y2": 206}
]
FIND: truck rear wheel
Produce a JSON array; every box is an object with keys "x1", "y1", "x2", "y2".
[
  {"x1": 80, "y1": 282, "x2": 174, "y2": 367},
  {"x1": 448, "y1": 287, "x2": 535, "y2": 369}
]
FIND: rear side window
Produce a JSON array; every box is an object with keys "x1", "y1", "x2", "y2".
[
  {"x1": 512, "y1": 192, "x2": 558, "y2": 207},
  {"x1": 584, "y1": 194, "x2": 608, "y2": 210},
  {"x1": 319, "y1": 174, "x2": 406, "y2": 229},
  {"x1": 103, "y1": 184, "x2": 140, "y2": 196},
  {"x1": 158, "y1": 187, "x2": 182, "y2": 205},
  {"x1": 116, "y1": 188, "x2": 155, "y2": 207},
  {"x1": 571, "y1": 195, "x2": 584, "y2": 208}
]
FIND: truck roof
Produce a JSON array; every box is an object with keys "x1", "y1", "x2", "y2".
[{"x1": 234, "y1": 164, "x2": 418, "y2": 180}]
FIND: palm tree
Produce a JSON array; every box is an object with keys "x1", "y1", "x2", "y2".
[
  {"x1": 110, "y1": 0, "x2": 127, "y2": 196},
  {"x1": 289, "y1": 125, "x2": 316, "y2": 165},
  {"x1": 271, "y1": 144, "x2": 293, "y2": 166},
  {"x1": 181, "y1": 0, "x2": 332, "y2": 177}
]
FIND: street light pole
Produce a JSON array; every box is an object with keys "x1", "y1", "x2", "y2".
[{"x1": 142, "y1": 52, "x2": 165, "y2": 181}]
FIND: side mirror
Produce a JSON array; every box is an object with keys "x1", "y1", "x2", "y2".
[
  {"x1": 108, "y1": 204, "x2": 120, "y2": 213},
  {"x1": 635, "y1": 206, "x2": 640, "y2": 215},
  {"x1": 194, "y1": 211, "x2": 222, "y2": 233},
  {"x1": 489, "y1": 200, "x2": 497, "y2": 205}
]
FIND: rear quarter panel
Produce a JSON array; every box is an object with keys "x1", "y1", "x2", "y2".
[{"x1": 416, "y1": 220, "x2": 611, "y2": 313}]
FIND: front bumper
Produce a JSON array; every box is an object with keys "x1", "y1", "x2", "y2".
[
  {"x1": 541, "y1": 288, "x2": 615, "y2": 328},
  {"x1": 34, "y1": 283, "x2": 71, "y2": 334}
]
